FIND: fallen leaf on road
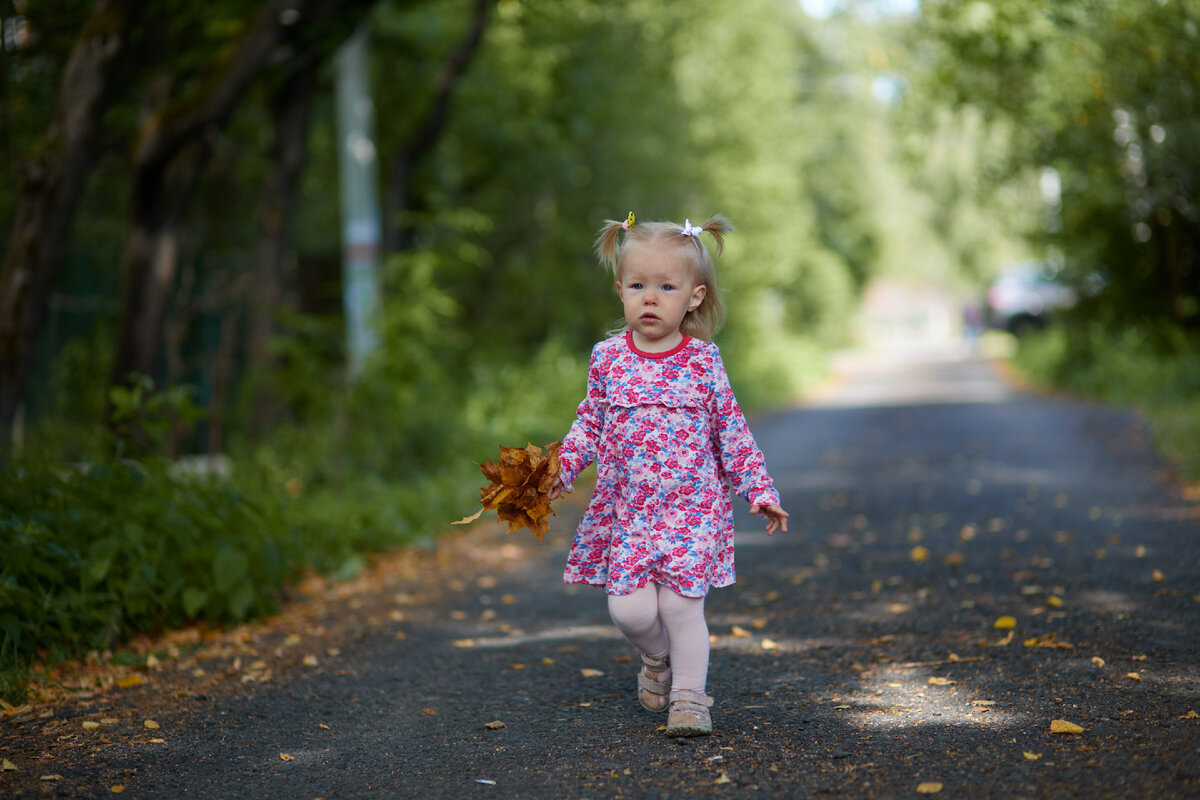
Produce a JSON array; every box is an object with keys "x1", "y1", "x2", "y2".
[
  {"x1": 1132, "y1": 654, "x2": 1147, "y2": 661},
  {"x1": 714, "y1": 772, "x2": 733, "y2": 785},
  {"x1": 1023, "y1": 752, "x2": 1042, "y2": 761},
  {"x1": 148, "y1": 738, "x2": 166, "y2": 744},
  {"x1": 916, "y1": 781, "x2": 943, "y2": 793},
  {"x1": 453, "y1": 639, "x2": 476, "y2": 648},
  {"x1": 731, "y1": 625, "x2": 751, "y2": 638},
  {"x1": 928, "y1": 677, "x2": 955, "y2": 686},
  {"x1": 3, "y1": 759, "x2": 16, "y2": 771},
  {"x1": 41, "y1": 774, "x2": 63, "y2": 781},
  {"x1": 280, "y1": 753, "x2": 294, "y2": 761},
  {"x1": 1050, "y1": 719, "x2": 1084, "y2": 734},
  {"x1": 1151, "y1": 569, "x2": 1165, "y2": 582},
  {"x1": 910, "y1": 546, "x2": 930, "y2": 562},
  {"x1": 993, "y1": 616, "x2": 1017, "y2": 630},
  {"x1": 992, "y1": 631, "x2": 1014, "y2": 646},
  {"x1": 484, "y1": 720, "x2": 506, "y2": 730},
  {"x1": 302, "y1": 655, "x2": 319, "y2": 667},
  {"x1": 1125, "y1": 672, "x2": 1142, "y2": 681},
  {"x1": 83, "y1": 720, "x2": 101, "y2": 729},
  {"x1": 760, "y1": 639, "x2": 779, "y2": 650},
  {"x1": 117, "y1": 674, "x2": 144, "y2": 689},
  {"x1": 887, "y1": 603, "x2": 911, "y2": 614},
  {"x1": 581, "y1": 668, "x2": 605, "y2": 678},
  {"x1": 143, "y1": 720, "x2": 159, "y2": 730},
  {"x1": 833, "y1": 704, "x2": 852, "y2": 710},
  {"x1": 111, "y1": 785, "x2": 125, "y2": 793},
  {"x1": 944, "y1": 552, "x2": 965, "y2": 566},
  {"x1": 1023, "y1": 632, "x2": 1073, "y2": 649},
  {"x1": 751, "y1": 619, "x2": 768, "y2": 629},
  {"x1": 1092, "y1": 657, "x2": 1106, "y2": 668},
  {"x1": 1180, "y1": 710, "x2": 1198, "y2": 719},
  {"x1": 1046, "y1": 596, "x2": 1063, "y2": 608}
]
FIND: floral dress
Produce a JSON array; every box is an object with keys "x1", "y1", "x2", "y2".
[{"x1": 558, "y1": 332, "x2": 780, "y2": 598}]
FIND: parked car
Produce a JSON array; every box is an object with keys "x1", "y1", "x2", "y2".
[{"x1": 984, "y1": 262, "x2": 1076, "y2": 335}]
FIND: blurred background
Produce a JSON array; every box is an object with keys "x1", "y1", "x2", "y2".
[{"x1": 2, "y1": 0, "x2": 1197, "y2": 684}]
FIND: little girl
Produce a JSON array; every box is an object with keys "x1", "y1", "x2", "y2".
[{"x1": 549, "y1": 213, "x2": 788, "y2": 737}]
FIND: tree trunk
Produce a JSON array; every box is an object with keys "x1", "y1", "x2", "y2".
[
  {"x1": 110, "y1": 0, "x2": 377, "y2": 401},
  {"x1": 384, "y1": 0, "x2": 490, "y2": 255},
  {"x1": 249, "y1": 57, "x2": 321, "y2": 436},
  {"x1": 0, "y1": 0, "x2": 136, "y2": 444}
]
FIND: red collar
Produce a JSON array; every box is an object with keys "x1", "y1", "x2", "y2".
[{"x1": 625, "y1": 330, "x2": 691, "y2": 359}]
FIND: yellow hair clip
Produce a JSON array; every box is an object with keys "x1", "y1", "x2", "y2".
[{"x1": 622, "y1": 211, "x2": 635, "y2": 231}]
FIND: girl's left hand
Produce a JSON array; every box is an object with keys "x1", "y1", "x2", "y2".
[{"x1": 749, "y1": 503, "x2": 789, "y2": 536}]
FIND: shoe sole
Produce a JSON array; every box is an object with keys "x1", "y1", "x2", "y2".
[{"x1": 664, "y1": 723, "x2": 712, "y2": 737}]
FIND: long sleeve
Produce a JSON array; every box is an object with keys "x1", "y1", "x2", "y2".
[
  {"x1": 709, "y1": 351, "x2": 779, "y2": 507},
  {"x1": 558, "y1": 344, "x2": 607, "y2": 490}
]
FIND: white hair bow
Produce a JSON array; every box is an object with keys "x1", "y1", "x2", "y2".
[{"x1": 681, "y1": 219, "x2": 702, "y2": 237}]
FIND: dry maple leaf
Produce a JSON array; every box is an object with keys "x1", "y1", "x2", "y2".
[{"x1": 453, "y1": 442, "x2": 562, "y2": 541}]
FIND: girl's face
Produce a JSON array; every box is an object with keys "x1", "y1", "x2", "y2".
[{"x1": 616, "y1": 240, "x2": 706, "y2": 353}]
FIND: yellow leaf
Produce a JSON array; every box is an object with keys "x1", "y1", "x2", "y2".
[
  {"x1": 3, "y1": 758, "x2": 17, "y2": 771},
  {"x1": 1050, "y1": 719, "x2": 1084, "y2": 734},
  {"x1": 910, "y1": 546, "x2": 930, "y2": 562},
  {"x1": 993, "y1": 616, "x2": 1017, "y2": 630},
  {"x1": 760, "y1": 639, "x2": 779, "y2": 650},
  {"x1": 111, "y1": 786, "x2": 125, "y2": 793},
  {"x1": 1125, "y1": 672, "x2": 1142, "y2": 681},
  {"x1": 541, "y1": 657, "x2": 556, "y2": 666},
  {"x1": 302, "y1": 655, "x2": 319, "y2": 667},
  {"x1": 833, "y1": 704, "x2": 851, "y2": 710},
  {"x1": 714, "y1": 772, "x2": 733, "y2": 785},
  {"x1": 1046, "y1": 596, "x2": 1063, "y2": 608},
  {"x1": 280, "y1": 753, "x2": 294, "y2": 761},
  {"x1": 41, "y1": 774, "x2": 64, "y2": 781},
  {"x1": 1092, "y1": 657, "x2": 1106, "y2": 667},
  {"x1": 887, "y1": 603, "x2": 911, "y2": 614},
  {"x1": 117, "y1": 674, "x2": 144, "y2": 689},
  {"x1": 148, "y1": 738, "x2": 166, "y2": 744},
  {"x1": 581, "y1": 668, "x2": 605, "y2": 678},
  {"x1": 731, "y1": 625, "x2": 752, "y2": 638},
  {"x1": 453, "y1": 639, "x2": 475, "y2": 648},
  {"x1": 484, "y1": 720, "x2": 506, "y2": 730},
  {"x1": 143, "y1": 719, "x2": 160, "y2": 730},
  {"x1": 916, "y1": 782, "x2": 943, "y2": 793},
  {"x1": 421, "y1": 708, "x2": 438, "y2": 716},
  {"x1": 1180, "y1": 710, "x2": 1199, "y2": 719},
  {"x1": 928, "y1": 677, "x2": 955, "y2": 686},
  {"x1": 1151, "y1": 569, "x2": 1165, "y2": 582},
  {"x1": 1023, "y1": 752, "x2": 1042, "y2": 761}
]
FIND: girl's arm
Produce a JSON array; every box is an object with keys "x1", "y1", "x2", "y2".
[
  {"x1": 555, "y1": 345, "x2": 607, "y2": 493},
  {"x1": 709, "y1": 351, "x2": 781, "y2": 511}
]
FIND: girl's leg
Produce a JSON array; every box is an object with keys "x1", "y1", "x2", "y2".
[
  {"x1": 656, "y1": 587, "x2": 709, "y2": 693},
  {"x1": 607, "y1": 583, "x2": 669, "y2": 661},
  {"x1": 609, "y1": 583, "x2": 673, "y2": 710}
]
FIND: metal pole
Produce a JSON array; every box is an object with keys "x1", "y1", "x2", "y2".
[{"x1": 334, "y1": 22, "x2": 381, "y2": 380}]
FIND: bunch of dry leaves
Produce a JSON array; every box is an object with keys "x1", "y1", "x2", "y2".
[{"x1": 453, "y1": 442, "x2": 562, "y2": 541}]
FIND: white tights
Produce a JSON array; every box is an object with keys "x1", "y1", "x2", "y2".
[{"x1": 607, "y1": 583, "x2": 709, "y2": 693}]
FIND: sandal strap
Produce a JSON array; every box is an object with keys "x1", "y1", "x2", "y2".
[
  {"x1": 638, "y1": 671, "x2": 669, "y2": 694},
  {"x1": 641, "y1": 653, "x2": 670, "y2": 675},
  {"x1": 669, "y1": 689, "x2": 714, "y2": 708}
]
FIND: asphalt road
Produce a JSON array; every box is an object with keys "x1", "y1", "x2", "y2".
[{"x1": 6, "y1": 342, "x2": 1199, "y2": 799}]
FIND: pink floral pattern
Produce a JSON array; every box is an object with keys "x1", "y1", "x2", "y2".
[{"x1": 558, "y1": 332, "x2": 780, "y2": 598}]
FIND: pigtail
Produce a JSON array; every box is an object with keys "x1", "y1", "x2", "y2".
[
  {"x1": 698, "y1": 214, "x2": 734, "y2": 256},
  {"x1": 593, "y1": 219, "x2": 626, "y2": 273}
]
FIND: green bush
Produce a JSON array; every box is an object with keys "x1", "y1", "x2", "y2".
[{"x1": 0, "y1": 459, "x2": 298, "y2": 674}]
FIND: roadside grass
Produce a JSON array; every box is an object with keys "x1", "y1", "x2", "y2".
[{"x1": 1010, "y1": 322, "x2": 1200, "y2": 483}]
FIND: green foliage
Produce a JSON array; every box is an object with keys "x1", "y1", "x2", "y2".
[
  {"x1": 0, "y1": 458, "x2": 298, "y2": 674},
  {"x1": 909, "y1": 0, "x2": 1200, "y2": 325},
  {"x1": 1013, "y1": 321, "x2": 1200, "y2": 480}
]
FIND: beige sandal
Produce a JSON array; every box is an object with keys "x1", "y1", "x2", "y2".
[
  {"x1": 665, "y1": 689, "x2": 713, "y2": 737},
  {"x1": 637, "y1": 654, "x2": 671, "y2": 712}
]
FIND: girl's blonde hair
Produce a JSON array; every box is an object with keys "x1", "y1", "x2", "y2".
[{"x1": 594, "y1": 214, "x2": 732, "y2": 341}]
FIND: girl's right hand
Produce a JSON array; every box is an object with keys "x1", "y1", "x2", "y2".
[{"x1": 547, "y1": 478, "x2": 567, "y2": 500}]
